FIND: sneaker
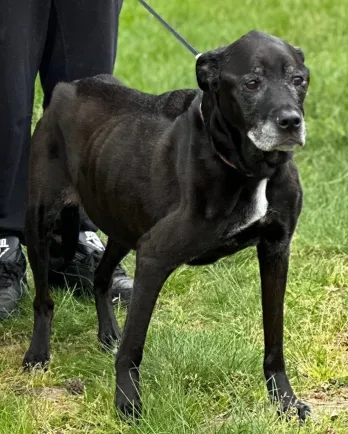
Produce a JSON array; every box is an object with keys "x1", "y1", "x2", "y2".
[
  {"x1": 48, "y1": 231, "x2": 133, "y2": 304},
  {"x1": 110, "y1": 262, "x2": 133, "y2": 305},
  {"x1": 0, "y1": 236, "x2": 26, "y2": 319}
]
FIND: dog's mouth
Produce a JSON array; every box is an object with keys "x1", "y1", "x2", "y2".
[
  {"x1": 273, "y1": 136, "x2": 305, "y2": 151},
  {"x1": 247, "y1": 119, "x2": 306, "y2": 153}
]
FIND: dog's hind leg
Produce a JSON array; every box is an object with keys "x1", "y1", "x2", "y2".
[
  {"x1": 23, "y1": 118, "x2": 75, "y2": 369},
  {"x1": 94, "y1": 239, "x2": 129, "y2": 349},
  {"x1": 22, "y1": 199, "x2": 60, "y2": 369}
]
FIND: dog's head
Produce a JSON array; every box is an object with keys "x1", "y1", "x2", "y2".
[{"x1": 196, "y1": 30, "x2": 310, "y2": 177}]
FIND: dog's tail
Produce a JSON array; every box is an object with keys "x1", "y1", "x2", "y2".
[{"x1": 60, "y1": 206, "x2": 80, "y2": 265}]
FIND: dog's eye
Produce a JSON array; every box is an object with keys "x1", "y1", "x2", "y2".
[
  {"x1": 245, "y1": 80, "x2": 260, "y2": 90},
  {"x1": 293, "y1": 76, "x2": 304, "y2": 86}
]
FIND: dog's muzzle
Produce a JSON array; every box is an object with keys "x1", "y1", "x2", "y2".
[{"x1": 247, "y1": 107, "x2": 306, "y2": 152}]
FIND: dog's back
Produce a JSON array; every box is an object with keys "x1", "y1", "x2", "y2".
[
  {"x1": 29, "y1": 75, "x2": 200, "y2": 250},
  {"x1": 44, "y1": 74, "x2": 198, "y2": 168}
]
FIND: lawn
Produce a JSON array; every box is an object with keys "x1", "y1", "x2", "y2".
[{"x1": 1, "y1": 0, "x2": 348, "y2": 432}]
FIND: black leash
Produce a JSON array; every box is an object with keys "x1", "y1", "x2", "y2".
[{"x1": 137, "y1": 0, "x2": 201, "y2": 58}]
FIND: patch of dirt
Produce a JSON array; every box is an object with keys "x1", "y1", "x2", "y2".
[
  {"x1": 29, "y1": 385, "x2": 82, "y2": 415},
  {"x1": 335, "y1": 332, "x2": 348, "y2": 349},
  {"x1": 33, "y1": 386, "x2": 69, "y2": 401},
  {"x1": 306, "y1": 385, "x2": 348, "y2": 420},
  {"x1": 64, "y1": 378, "x2": 85, "y2": 395}
]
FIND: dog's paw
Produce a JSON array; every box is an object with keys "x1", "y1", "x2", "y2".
[
  {"x1": 22, "y1": 350, "x2": 50, "y2": 371},
  {"x1": 115, "y1": 385, "x2": 142, "y2": 420},
  {"x1": 278, "y1": 397, "x2": 311, "y2": 423},
  {"x1": 98, "y1": 330, "x2": 121, "y2": 352},
  {"x1": 116, "y1": 396, "x2": 142, "y2": 421}
]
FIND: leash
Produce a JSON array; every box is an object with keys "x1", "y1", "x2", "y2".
[{"x1": 137, "y1": 0, "x2": 202, "y2": 59}]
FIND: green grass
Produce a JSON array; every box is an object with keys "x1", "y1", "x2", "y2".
[{"x1": 2, "y1": 0, "x2": 348, "y2": 432}]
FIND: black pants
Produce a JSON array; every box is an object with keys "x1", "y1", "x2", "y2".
[{"x1": 0, "y1": 0, "x2": 123, "y2": 243}]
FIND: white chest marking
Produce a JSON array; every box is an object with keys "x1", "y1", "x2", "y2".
[{"x1": 236, "y1": 179, "x2": 269, "y2": 233}]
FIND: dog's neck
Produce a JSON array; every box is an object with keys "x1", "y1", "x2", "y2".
[{"x1": 198, "y1": 100, "x2": 253, "y2": 177}]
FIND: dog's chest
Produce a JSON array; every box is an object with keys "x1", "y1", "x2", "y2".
[
  {"x1": 186, "y1": 179, "x2": 269, "y2": 266},
  {"x1": 227, "y1": 179, "x2": 269, "y2": 236}
]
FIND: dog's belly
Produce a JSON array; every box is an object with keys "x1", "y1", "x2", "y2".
[{"x1": 186, "y1": 236, "x2": 260, "y2": 266}]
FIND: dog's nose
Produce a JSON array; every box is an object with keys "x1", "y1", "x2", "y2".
[{"x1": 277, "y1": 109, "x2": 302, "y2": 130}]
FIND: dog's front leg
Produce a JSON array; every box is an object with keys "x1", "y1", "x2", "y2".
[
  {"x1": 115, "y1": 213, "x2": 209, "y2": 419},
  {"x1": 257, "y1": 238, "x2": 310, "y2": 421},
  {"x1": 115, "y1": 253, "x2": 172, "y2": 419}
]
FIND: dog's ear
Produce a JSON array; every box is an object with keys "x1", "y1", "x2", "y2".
[
  {"x1": 294, "y1": 46, "x2": 305, "y2": 63},
  {"x1": 196, "y1": 49, "x2": 223, "y2": 92}
]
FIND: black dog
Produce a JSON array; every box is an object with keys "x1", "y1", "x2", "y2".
[{"x1": 23, "y1": 30, "x2": 310, "y2": 421}]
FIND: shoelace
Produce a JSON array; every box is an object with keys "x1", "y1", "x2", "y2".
[{"x1": 0, "y1": 262, "x2": 23, "y2": 288}]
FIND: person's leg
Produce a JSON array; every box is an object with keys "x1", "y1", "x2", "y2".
[
  {"x1": 39, "y1": 0, "x2": 133, "y2": 301},
  {"x1": 0, "y1": 0, "x2": 51, "y2": 319},
  {"x1": 40, "y1": 0, "x2": 123, "y2": 106}
]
